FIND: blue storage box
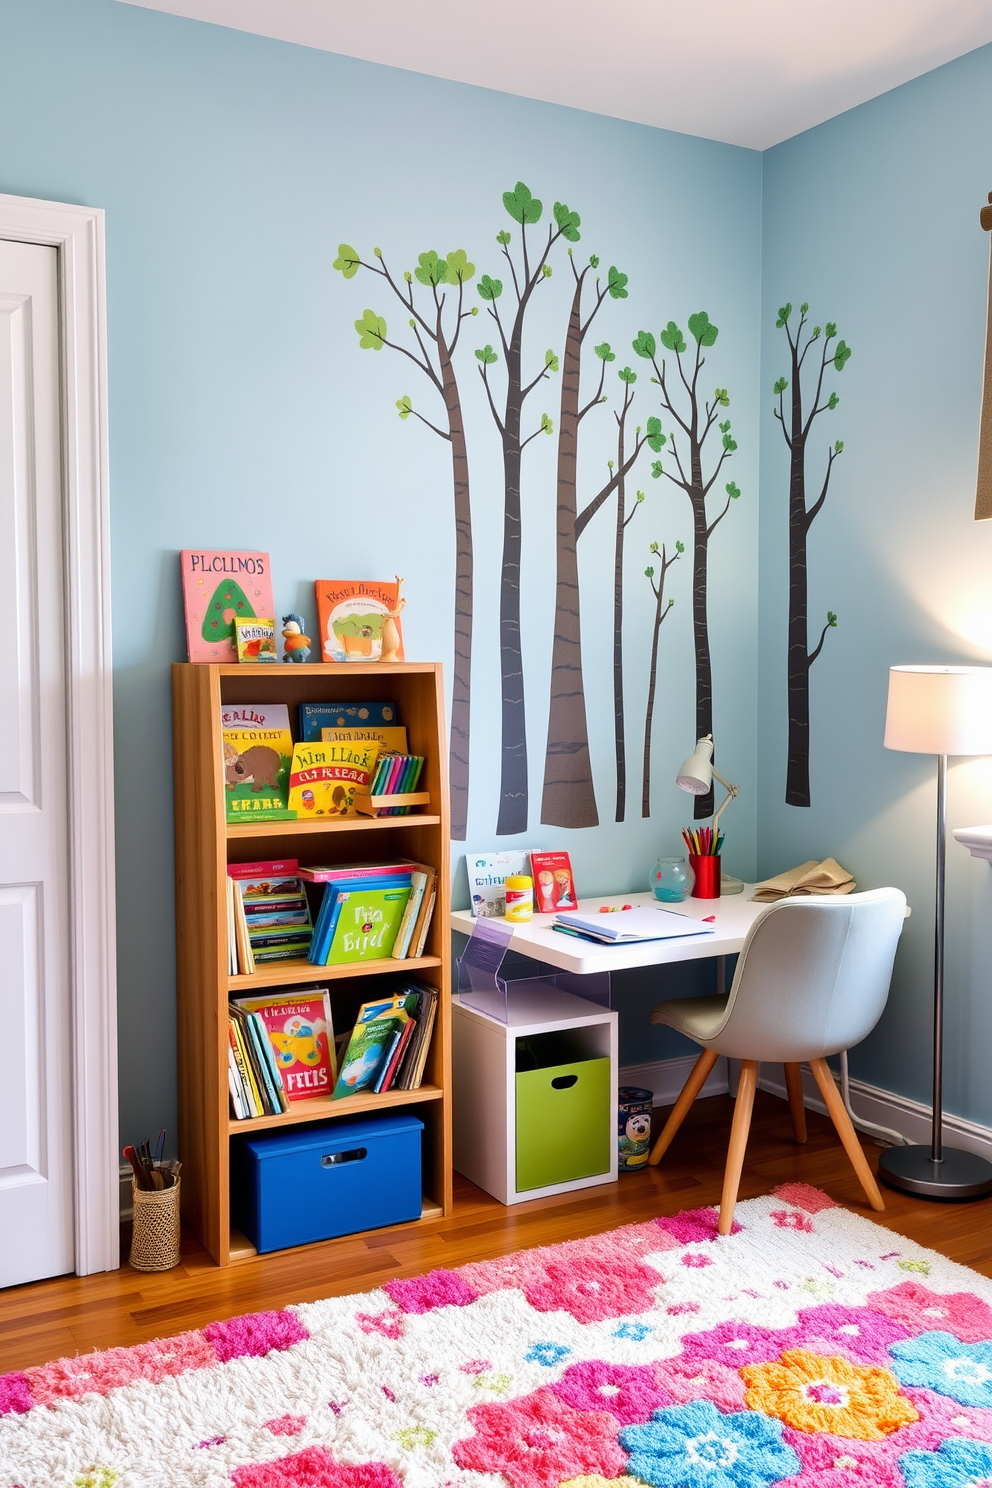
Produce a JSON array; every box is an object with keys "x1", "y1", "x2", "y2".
[{"x1": 233, "y1": 1112, "x2": 423, "y2": 1253}]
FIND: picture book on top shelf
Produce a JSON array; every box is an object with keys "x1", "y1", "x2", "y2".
[
  {"x1": 222, "y1": 704, "x2": 295, "y2": 824},
  {"x1": 315, "y1": 578, "x2": 405, "y2": 663},
  {"x1": 466, "y1": 849, "x2": 539, "y2": 918},
  {"x1": 298, "y1": 701, "x2": 399, "y2": 741},
  {"x1": 180, "y1": 550, "x2": 274, "y2": 663}
]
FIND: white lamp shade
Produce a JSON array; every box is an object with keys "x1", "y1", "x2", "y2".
[
  {"x1": 884, "y1": 665, "x2": 992, "y2": 756},
  {"x1": 677, "y1": 736, "x2": 714, "y2": 794}
]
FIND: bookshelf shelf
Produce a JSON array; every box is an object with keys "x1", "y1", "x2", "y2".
[{"x1": 173, "y1": 661, "x2": 452, "y2": 1266}]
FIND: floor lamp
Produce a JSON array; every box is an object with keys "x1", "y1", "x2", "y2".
[{"x1": 879, "y1": 664, "x2": 992, "y2": 1199}]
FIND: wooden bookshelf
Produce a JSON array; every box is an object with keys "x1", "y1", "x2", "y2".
[{"x1": 172, "y1": 661, "x2": 452, "y2": 1266}]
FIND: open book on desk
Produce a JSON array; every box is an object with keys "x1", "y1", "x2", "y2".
[{"x1": 554, "y1": 905, "x2": 717, "y2": 946}]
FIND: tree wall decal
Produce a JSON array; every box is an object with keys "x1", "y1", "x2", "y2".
[
  {"x1": 633, "y1": 312, "x2": 741, "y2": 819},
  {"x1": 772, "y1": 301, "x2": 850, "y2": 808},
  {"x1": 642, "y1": 539, "x2": 683, "y2": 817},
  {"x1": 332, "y1": 243, "x2": 478, "y2": 840}
]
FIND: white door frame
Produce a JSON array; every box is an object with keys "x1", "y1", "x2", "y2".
[{"x1": 0, "y1": 194, "x2": 117, "y2": 1275}]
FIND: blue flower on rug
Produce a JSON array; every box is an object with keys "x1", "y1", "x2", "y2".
[
  {"x1": 619, "y1": 1399, "x2": 801, "y2": 1487},
  {"x1": 613, "y1": 1321, "x2": 653, "y2": 1342},
  {"x1": 889, "y1": 1332, "x2": 992, "y2": 1407},
  {"x1": 525, "y1": 1341, "x2": 570, "y2": 1367},
  {"x1": 899, "y1": 1436, "x2": 992, "y2": 1487}
]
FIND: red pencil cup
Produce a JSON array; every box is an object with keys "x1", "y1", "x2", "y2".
[{"x1": 689, "y1": 855, "x2": 721, "y2": 899}]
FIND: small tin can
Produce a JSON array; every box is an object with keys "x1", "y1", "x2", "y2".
[
  {"x1": 504, "y1": 874, "x2": 534, "y2": 921},
  {"x1": 618, "y1": 1085, "x2": 654, "y2": 1171}
]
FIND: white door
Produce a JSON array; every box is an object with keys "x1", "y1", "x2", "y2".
[{"x1": 0, "y1": 238, "x2": 74, "y2": 1286}]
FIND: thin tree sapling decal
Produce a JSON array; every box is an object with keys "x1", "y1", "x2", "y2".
[
  {"x1": 475, "y1": 182, "x2": 568, "y2": 835},
  {"x1": 541, "y1": 255, "x2": 654, "y2": 830},
  {"x1": 633, "y1": 313, "x2": 741, "y2": 819},
  {"x1": 772, "y1": 301, "x2": 850, "y2": 808},
  {"x1": 976, "y1": 190, "x2": 992, "y2": 520},
  {"x1": 642, "y1": 540, "x2": 683, "y2": 817},
  {"x1": 332, "y1": 242, "x2": 477, "y2": 840}
]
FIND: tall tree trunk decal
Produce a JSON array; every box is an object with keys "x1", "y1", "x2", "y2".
[
  {"x1": 475, "y1": 184, "x2": 569, "y2": 834},
  {"x1": 974, "y1": 191, "x2": 992, "y2": 518},
  {"x1": 633, "y1": 313, "x2": 741, "y2": 819},
  {"x1": 333, "y1": 243, "x2": 477, "y2": 839},
  {"x1": 772, "y1": 302, "x2": 850, "y2": 808},
  {"x1": 541, "y1": 257, "x2": 644, "y2": 828},
  {"x1": 642, "y1": 540, "x2": 683, "y2": 817}
]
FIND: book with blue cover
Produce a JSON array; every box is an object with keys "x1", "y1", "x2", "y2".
[{"x1": 298, "y1": 701, "x2": 399, "y2": 742}]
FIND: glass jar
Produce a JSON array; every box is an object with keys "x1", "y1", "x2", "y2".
[{"x1": 649, "y1": 855, "x2": 693, "y2": 902}]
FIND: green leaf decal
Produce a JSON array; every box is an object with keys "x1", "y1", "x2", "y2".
[
  {"x1": 475, "y1": 345, "x2": 499, "y2": 365},
  {"x1": 713, "y1": 387, "x2": 730, "y2": 407},
  {"x1": 545, "y1": 349, "x2": 560, "y2": 372},
  {"x1": 333, "y1": 243, "x2": 360, "y2": 278},
  {"x1": 660, "y1": 321, "x2": 687, "y2": 354},
  {"x1": 645, "y1": 566, "x2": 655, "y2": 579},
  {"x1": 478, "y1": 274, "x2": 503, "y2": 302},
  {"x1": 589, "y1": 254, "x2": 600, "y2": 269},
  {"x1": 834, "y1": 440, "x2": 844, "y2": 454},
  {"x1": 607, "y1": 265, "x2": 628, "y2": 300},
  {"x1": 503, "y1": 181, "x2": 543, "y2": 225},
  {"x1": 496, "y1": 230, "x2": 511, "y2": 246},
  {"x1": 618, "y1": 366, "x2": 637, "y2": 384},
  {"x1": 675, "y1": 540, "x2": 685, "y2": 553},
  {"x1": 773, "y1": 377, "x2": 788, "y2": 395},
  {"x1": 396, "y1": 395, "x2": 413, "y2": 420},
  {"x1": 355, "y1": 309, "x2": 386, "y2": 350},
  {"x1": 726, "y1": 482, "x2": 740, "y2": 499},
  {"x1": 596, "y1": 342, "x2": 616, "y2": 362},
  {"x1": 632, "y1": 330, "x2": 656, "y2": 360},
  {"x1": 541, "y1": 264, "x2": 553, "y2": 278},
  {"x1": 651, "y1": 460, "x2": 664, "y2": 479},
  {"x1": 414, "y1": 251, "x2": 446, "y2": 287},
  {"x1": 540, "y1": 412, "x2": 554, "y2": 435},
  {"x1": 722, "y1": 432, "x2": 738, "y2": 452},
  {"x1": 827, "y1": 611, "x2": 838, "y2": 627},
  {"x1": 776, "y1": 303, "x2": 792, "y2": 327},
  {"x1": 828, "y1": 391, "x2": 839, "y2": 410},
  {"x1": 635, "y1": 489, "x2": 645, "y2": 503},
  {"x1": 824, "y1": 321, "x2": 837, "y2": 338},
  {"x1": 646, "y1": 416, "x2": 665, "y2": 452},
  {"x1": 687, "y1": 310, "x2": 718, "y2": 346},
  {"x1": 553, "y1": 201, "x2": 582, "y2": 241},
  {"x1": 833, "y1": 340, "x2": 852, "y2": 370},
  {"x1": 445, "y1": 249, "x2": 475, "y2": 284}
]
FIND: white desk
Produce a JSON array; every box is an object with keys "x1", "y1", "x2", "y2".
[{"x1": 450, "y1": 887, "x2": 769, "y2": 976}]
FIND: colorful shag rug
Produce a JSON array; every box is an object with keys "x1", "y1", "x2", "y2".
[{"x1": 4, "y1": 1186, "x2": 992, "y2": 1488}]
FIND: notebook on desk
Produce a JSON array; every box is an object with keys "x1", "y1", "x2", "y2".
[{"x1": 554, "y1": 906, "x2": 716, "y2": 945}]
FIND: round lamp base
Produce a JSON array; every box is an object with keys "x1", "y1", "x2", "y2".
[{"x1": 878, "y1": 1143, "x2": 992, "y2": 1200}]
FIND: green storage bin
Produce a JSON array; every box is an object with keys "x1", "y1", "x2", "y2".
[{"x1": 515, "y1": 1048, "x2": 611, "y2": 1192}]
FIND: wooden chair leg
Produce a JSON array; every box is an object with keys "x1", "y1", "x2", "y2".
[
  {"x1": 648, "y1": 1048, "x2": 719, "y2": 1166},
  {"x1": 809, "y1": 1058, "x2": 885, "y2": 1212},
  {"x1": 784, "y1": 1063, "x2": 807, "y2": 1144},
  {"x1": 720, "y1": 1059, "x2": 758, "y2": 1234}
]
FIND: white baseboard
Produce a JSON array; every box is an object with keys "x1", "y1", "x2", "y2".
[{"x1": 619, "y1": 1055, "x2": 730, "y2": 1106}]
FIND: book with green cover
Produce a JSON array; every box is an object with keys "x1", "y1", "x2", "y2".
[
  {"x1": 326, "y1": 884, "x2": 412, "y2": 964},
  {"x1": 332, "y1": 992, "x2": 414, "y2": 1098}
]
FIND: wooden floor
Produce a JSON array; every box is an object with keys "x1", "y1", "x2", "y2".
[{"x1": 3, "y1": 1089, "x2": 991, "y2": 1374}]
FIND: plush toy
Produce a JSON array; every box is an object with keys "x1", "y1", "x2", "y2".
[{"x1": 281, "y1": 613, "x2": 311, "y2": 663}]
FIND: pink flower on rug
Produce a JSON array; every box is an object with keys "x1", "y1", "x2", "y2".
[
  {"x1": 0, "y1": 1372, "x2": 31, "y2": 1415},
  {"x1": 265, "y1": 1415, "x2": 307, "y2": 1436},
  {"x1": 656, "y1": 1207, "x2": 741, "y2": 1244},
  {"x1": 867, "y1": 1280, "x2": 992, "y2": 1342},
  {"x1": 458, "y1": 1249, "x2": 551, "y2": 1298},
  {"x1": 551, "y1": 1360, "x2": 668, "y2": 1425},
  {"x1": 356, "y1": 1310, "x2": 405, "y2": 1340},
  {"x1": 771, "y1": 1209, "x2": 815, "y2": 1232},
  {"x1": 457, "y1": 1221, "x2": 675, "y2": 1302},
  {"x1": 24, "y1": 1330, "x2": 218, "y2": 1407},
  {"x1": 232, "y1": 1446, "x2": 401, "y2": 1487},
  {"x1": 653, "y1": 1357, "x2": 748, "y2": 1411},
  {"x1": 679, "y1": 1318, "x2": 797, "y2": 1370},
  {"x1": 791, "y1": 1304, "x2": 912, "y2": 1364},
  {"x1": 890, "y1": 1386, "x2": 992, "y2": 1452},
  {"x1": 385, "y1": 1268, "x2": 476, "y2": 1313},
  {"x1": 773, "y1": 1183, "x2": 838, "y2": 1214},
  {"x1": 523, "y1": 1255, "x2": 660, "y2": 1324},
  {"x1": 204, "y1": 1310, "x2": 307, "y2": 1363},
  {"x1": 779, "y1": 1430, "x2": 905, "y2": 1486},
  {"x1": 452, "y1": 1387, "x2": 628, "y2": 1487}
]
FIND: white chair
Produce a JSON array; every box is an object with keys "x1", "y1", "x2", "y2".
[{"x1": 647, "y1": 888, "x2": 907, "y2": 1233}]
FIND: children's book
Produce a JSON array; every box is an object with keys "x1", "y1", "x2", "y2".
[
  {"x1": 286, "y1": 740, "x2": 381, "y2": 819},
  {"x1": 326, "y1": 883, "x2": 413, "y2": 964},
  {"x1": 297, "y1": 859, "x2": 418, "y2": 883},
  {"x1": 332, "y1": 992, "x2": 415, "y2": 1098},
  {"x1": 299, "y1": 702, "x2": 400, "y2": 741},
  {"x1": 222, "y1": 704, "x2": 295, "y2": 824},
  {"x1": 315, "y1": 580, "x2": 405, "y2": 663},
  {"x1": 320, "y1": 725, "x2": 408, "y2": 755},
  {"x1": 233, "y1": 991, "x2": 335, "y2": 1103},
  {"x1": 227, "y1": 861, "x2": 312, "y2": 973},
  {"x1": 181, "y1": 550, "x2": 274, "y2": 663},
  {"x1": 466, "y1": 849, "x2": 540, "y2": 919},
  {"x1": 531, "y1": 851, "x2": 578, "y2": 913},
  {"x1": 308, "y1": 873, "x2": 413, "y2": 965},
  {"x1": 235, "y1": 617, "x2": 277, "y2": 662}
]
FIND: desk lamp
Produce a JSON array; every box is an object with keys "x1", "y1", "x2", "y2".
[
  {"x1": 880, "y1": 664, "x2": 992, "y2": 1199},
  {"x1": 676, "y1": 734, "x2": 744, "y2": 893}
]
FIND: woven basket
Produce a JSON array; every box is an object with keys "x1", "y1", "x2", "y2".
[{"x1": 129, "y1": 1178, "x2": 181, "y2": 1271}]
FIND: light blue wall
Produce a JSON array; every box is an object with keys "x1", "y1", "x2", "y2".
[
  {"x1": 1, "y1": 0, "x2": 762, "y2": 1143},
  {"x1": 758, "y1": 44, "x2": 992, "y2": 1125}
]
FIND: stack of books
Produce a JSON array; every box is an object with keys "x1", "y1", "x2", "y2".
[
  {"x1": 227, "y1": 860, "x2": 313, "y2": 975},
  {"x1": 227, "y1": 989, "x2": 333, "y2": 1119},
  {"x1": 301, "y1": 860, "x2": 436, "y2": 966},
  {"x1": 333, "y1": 984, "x2": 439, "y2": 1098}
]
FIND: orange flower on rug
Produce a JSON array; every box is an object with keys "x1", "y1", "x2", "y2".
[{"x1": 741, "y1": 1347, "x2": 919, "y2": 1438}]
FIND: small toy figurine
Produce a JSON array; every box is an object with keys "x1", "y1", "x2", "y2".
[
  {"x1": 281, "y1": 613, "x2": 311, "y2": 663},
  {"x1": 617, "y1": 1086, "x2": 654, "y2": 1172},
  {"x1": 379, "y1": 577, "x2": 405, "y2": 664}
]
